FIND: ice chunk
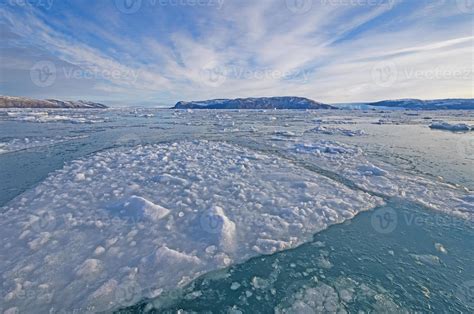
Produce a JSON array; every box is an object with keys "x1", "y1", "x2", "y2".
[
  {"x1": 276, "y1": 283, "x2": 344, "y2": 313},
  {"x1": 251, "y1": 277, "x2": 270, "y2": 289},
  {"x1": 409, "y1": 254, "x2": 441, "y2": 266},
  {"x1": 357, "y1": 164, "x2": 388, "y2": 176},
  {"x1": 295, "y1": 141, "x2": 358, "y2": 155},
  {"x1": 94, "y1": 246, "x2": 106, "y2": 256},
  {"x1": 110, "y1": 195, "x2": 170, "y2": 222},
  {"x1": 230, "y1": 282, "x2": 241, "y2": 290},
  {"x1": 429, "y1": 122, "x2": 472, "y2": 132},
  {"x1": 75, "y1": 173, "x2": 86, "y2": 181}
]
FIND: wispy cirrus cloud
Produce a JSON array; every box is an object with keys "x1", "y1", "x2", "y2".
[{"x1": 0, "y1": 0, "x2": 472, "y2": 106}]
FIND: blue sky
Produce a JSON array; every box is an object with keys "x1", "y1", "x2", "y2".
[{"x1": 0, "y1": 0, "x2": 472, "y2": 106}]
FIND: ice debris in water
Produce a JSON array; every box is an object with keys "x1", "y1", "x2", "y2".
[
  {"x1": 357, "y1": 164, "x2": 388, "y2": 177},
  {"x1": 409, "y1": 254, "x2": 441, "y2": 266},
  {"x1": 434, "y1": 243, "x2": 447, "y2": 254},
  {"x1": 277, "y1": 283, "x2": 347, "y2": 313},
  {"x1": 110, "y1": 195, "x2": 170, "y2": 222},
  {"x1": 276, "y1": 276, "x2": 405, "y2": 313},
  {"x1": 294, "y1": 140, "x2": 361, "y2": 156}
]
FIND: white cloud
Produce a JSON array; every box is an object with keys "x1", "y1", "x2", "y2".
[{"x1": 1, "y1": 0, "x2": 472, "y2": 105}]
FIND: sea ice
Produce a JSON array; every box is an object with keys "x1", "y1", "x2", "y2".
[
  {"x1": 409, "y1": 254, "x2": 441, "y2": 266},
  {"x1": 276, "y1": 276, "x2": 405, "y2": 313},
  {"x1": 285, "y1": 140, "x2": 474, "y2": 221},
  {"x1": 429, "y1": 122, "x2": 472, "y2": 132},
  {"x1": 0, "y1": 140, "x2": 382, "y2": 312}
]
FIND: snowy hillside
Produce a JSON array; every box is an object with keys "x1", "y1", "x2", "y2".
[
  {"x1": 0, "y1": 96, "x2": 108, "y2": 109},
  {"x1": 173, "y1": 97, "x2": 336, "y2": 110},
  {"x1": 365, "y1": 99, "x2": 474, "y2": 110}
]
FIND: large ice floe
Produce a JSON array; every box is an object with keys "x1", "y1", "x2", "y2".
[
  {"x1": 276, "y1": 277, "x2": 403, "y2": 313},
  {"x1": 0, "y1": 140, "x2": 382, "y2": 312},
  {"x1": 288, "y1": 140, "x2": 473, "y2": 220}
]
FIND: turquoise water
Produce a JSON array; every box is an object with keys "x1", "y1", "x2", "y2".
[
  {"x1": 119, "y1": 200, "x2": 474, "y2": 313},
  {"x1": 0, "y1": 109, "x2": 473, "y2": 312}
]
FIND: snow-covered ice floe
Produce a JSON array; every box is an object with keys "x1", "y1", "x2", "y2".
[
  {"x1": 289, "y1": 140, "x2": 473, "y2": 220},
  {"x1": 429, "y1": 121, "x2": 472, "y2": 132},
  {"x1": 276, "y1": 276, "x2": 403, "y2": 313},
  {"x1": 0, "y1": 140, "x2": 382, "y2": 312}
]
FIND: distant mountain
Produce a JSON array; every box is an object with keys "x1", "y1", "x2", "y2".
[
  {"x1": 0, "y1": 96, "x2": 108, "y2": 109},
  {"x1": 364, "y1": 99, "x2": 474, "y2": 110},
  {"x1": 172, "y1": 97, "x2": 336, "y2": 110}
]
